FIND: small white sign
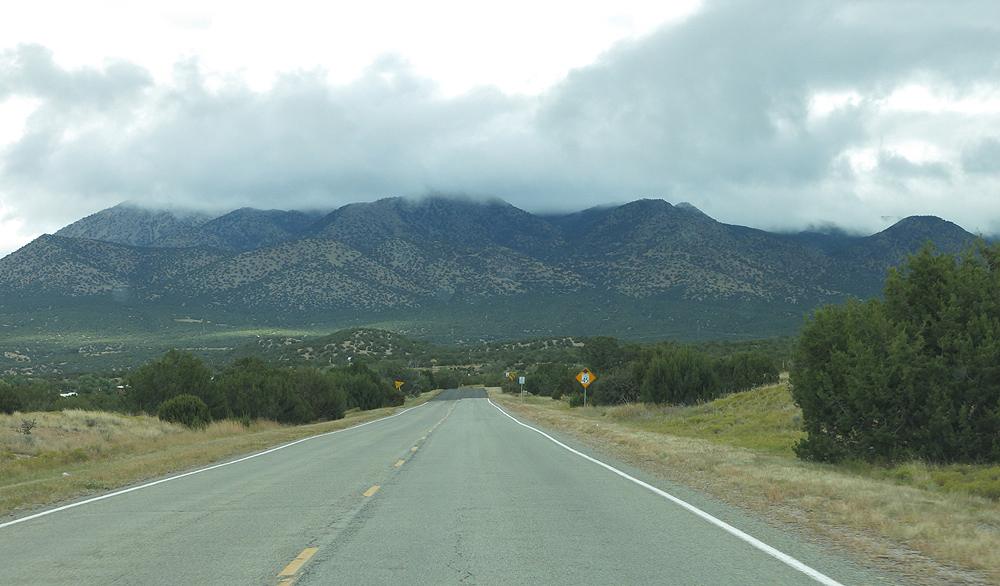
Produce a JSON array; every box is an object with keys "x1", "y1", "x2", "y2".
[{"x1": 519, "y1": 376, "x2": 525, "y2": 385}]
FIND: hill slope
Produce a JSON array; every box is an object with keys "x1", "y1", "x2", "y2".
[{"x1": 0, "y1": 196, "x2": 983, "y2": 371}]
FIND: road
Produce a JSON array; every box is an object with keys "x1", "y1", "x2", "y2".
[{"x1": 1, "y1": 389, "x2": 891, "y2": 585}]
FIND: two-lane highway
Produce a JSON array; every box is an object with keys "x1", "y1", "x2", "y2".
[{"x1": 2, "y1": 390, "x2": 890, "y2": 585}]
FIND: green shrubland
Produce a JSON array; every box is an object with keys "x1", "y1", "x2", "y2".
[
  {"x1": 792, "y1": 240, "x2": 1000, "y2": 464},
  {"x1": 121, "y1": 351, "x2": 404, "y2": 425},
  {"x1": 157, "y1": 394, "x2": 211, "y2": 428},
  {"x1": 582, "y1": 339, "x2": 778, "y2": 407}
]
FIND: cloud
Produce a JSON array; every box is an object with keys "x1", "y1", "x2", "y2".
[
  {"x1": 2, "y1": 0, "x2": 1000, "y2": 254},
  {"x1": 961, "y1": 137, "x2": 1000, "y2": 173},
  {"x1": 877, "y1": 151, "x2": 951, "y2": 180},
  {"x1": 532, "y1": 1, "x2": 1000, "y2": 212},
  {"x1": 0, "y1": 43, "x2": 152, "y2": 107},
  {"x1": 1, "y1": 48, "x2": 532, "y2": 219}
]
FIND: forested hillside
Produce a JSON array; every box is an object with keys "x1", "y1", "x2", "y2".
[{"x1": 0, "y1": 196, "x2": 984, "y2": 372}]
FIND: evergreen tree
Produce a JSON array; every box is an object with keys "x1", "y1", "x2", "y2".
[
  {"x1": 294, "y1": 368, "x2": 347, "y2": 421},
  {"x1": 792, "y1": 241, "x2": 1000, "y2": 463},
  {"x1": 523, "y1": 363, "x2": 576, "y2": 399},
  {"x1": 0, "y1": 381, "x2": 21, "y2": 414},
  {"x1": 125, "y1": 349, "x2": 218, "y2": 415},
  {"x1": 636, "y1": 343, "x2": 722, "y2": 404},
  {"x1": 158, "y1": 394, "x2": 212, "y2": 428},
  {"x1": 590, "y1": 365, "x2": 640, "y2": 405},
  {"x1": 330, "y1": 362, "x2": 404, "y2": 410},
  {"x1": 216, "y1": 357, "x2": 314, "y2": 423},
  {"x1": 718, "y1": 351, "x2": 780, "y2": 393},
  {"x1": 375, "y1": 361, "x2": 422, "y2": 397}
]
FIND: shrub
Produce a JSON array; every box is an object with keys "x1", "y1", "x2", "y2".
[
  {"x1": 216, "y1": 358, "x2": 314, "y2": 424},
  {"x1": 581, "y1": 336, "x2": 640, "y2": 372},
  {"x1": 931, "y1": 467, "x2": 1000, "y2": 500},
  {"x1": 293, "y1": 368, "x2": 346, "y2": 421},
  {"x1": 523, "y1": 363, "x2": 575, "y2": 399},
  {"x1": 125, "y1": 349, "x2": 219, "y2": 416},
  {"x1": 636, "y1": 343, "x2": 722, "y2": 405},
  {"x1": 157, "y1": 394, "x2": 212, "y2": 428},
  {"x1": 375, "y1": 360, "x2": 422, "y2": 397},
  {"x1": 590, "y1": 366, "x2": 640, "y2": 405},
  {"x1": 18, "y1": 418, "x2": 36, "y2": 435},
  {"x1": 332, "y1": 362, "x2": 404, "y2": 411},
  {"x1": 11, "y1": 381, "x2": 59, "y2": 412},
  {"x1": 52, "y1": 395, "x2": 94, "y2": 411},
  {"x1": 0, "y1": 382, "x2": 22, "y2": 414},
  {"x1": 791, "y1": 241, "x2": 1000, "y2": 464},
  {"x1": 429, "y1": 369, "x2": 462, "y2": 391},
  {"x1": 718, "y1": 351, "x2": 780, "y2": 393}
]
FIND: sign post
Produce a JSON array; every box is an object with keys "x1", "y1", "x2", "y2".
[
  {"x1": 519, "y1": 376, "x2": 526, "y2": 401},
  {"x1": 576, "y1": 368, "x2": 596, "y2": 414}
]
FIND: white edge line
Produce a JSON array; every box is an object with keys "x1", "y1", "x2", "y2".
[
  {"x1": 488, "y1": 398, "x2": 846, "y2": 586},
  {"x1": 0, "y1": 402, "x2": 427, "y2": 530}
]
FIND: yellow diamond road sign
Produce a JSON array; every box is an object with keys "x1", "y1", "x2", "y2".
[
  {"x1": 395, "y1": 381, "x2": 405, "y2": 389},
  {"x1": 576, "y1": 368, "x2": 596, "y2": 387}
]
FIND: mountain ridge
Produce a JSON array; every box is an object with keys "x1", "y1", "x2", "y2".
[{"x1": 3, "y1": 196, "x2": 985, "y2": 348}]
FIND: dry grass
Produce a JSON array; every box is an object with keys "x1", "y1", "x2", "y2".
[
  {"x1": 491, "y1": 387, "x2": 1000, "y2": 586},
  {"x1": 0, "y1": 392, "x2": 437, "y2": 520}
]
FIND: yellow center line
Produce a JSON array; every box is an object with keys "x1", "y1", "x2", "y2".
[
  {"x1": 395, "y1": 460, "x2": 405, "y2": 467},
  {"x1": 411, "y1": 446, "x2": 418, "y2": 452},
  {"x1": 278, "y1": 548, "x2": 319, "y2": 577},
  {"x1": 364, "y1": 485, "x2": 380, "y2": 497},
  {"x1": 421, "y1": 436, "x2": 427, "y2": 440}
]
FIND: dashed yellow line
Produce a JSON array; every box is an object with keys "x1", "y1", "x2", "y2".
[
  {"x1": 278, "y1": 548, "x2": 318, "y2": 578},
  {"x1": 392, "y1": 403, "x2": 460, "y2": 470},
  {"x1": 364, "y1": 485, "x2": 380, "y2": 497}
]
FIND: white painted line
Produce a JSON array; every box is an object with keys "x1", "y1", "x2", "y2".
[
  {"x1": 0, "y1": 403, "x2": 428, "y2": 530},
  {"x1": 488, "y1": 399, "x2": 846, "y2": 586}
]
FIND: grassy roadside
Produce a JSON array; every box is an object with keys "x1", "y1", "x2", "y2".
[
  {"x1": 490, "y1": 385, "x2": 1000, "y2": 586},
  {"x1": 0, "y1": 391, "x2": 439, "y2": 520}
]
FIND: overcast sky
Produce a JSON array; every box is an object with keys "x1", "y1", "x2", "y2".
[{"x1": 2, "y1": 0, "x2": 999, "y2": 256}]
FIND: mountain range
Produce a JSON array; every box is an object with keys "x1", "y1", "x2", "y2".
[{"x1": 0, "y1": 196, "x2": 984, "y2": 363}]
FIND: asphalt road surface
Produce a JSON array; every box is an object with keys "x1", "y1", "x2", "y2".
[{"x1": 1, "y1": 389, "x2": 893, "y2": 585}]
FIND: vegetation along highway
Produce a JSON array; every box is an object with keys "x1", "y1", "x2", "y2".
[{"x1": 1, "y1": 388, "x2": 892, "y2": 585}]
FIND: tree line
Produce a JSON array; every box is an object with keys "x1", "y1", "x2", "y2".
[
  {"x1": 0, "y1": 351, "x2": 409, "y2": 428},
  {"x1": 128, "y1": 352, "x2": 407, "y2": 426},
  {"x1": 502, "y1": 335, "x2": 780, "y2": 407}
]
